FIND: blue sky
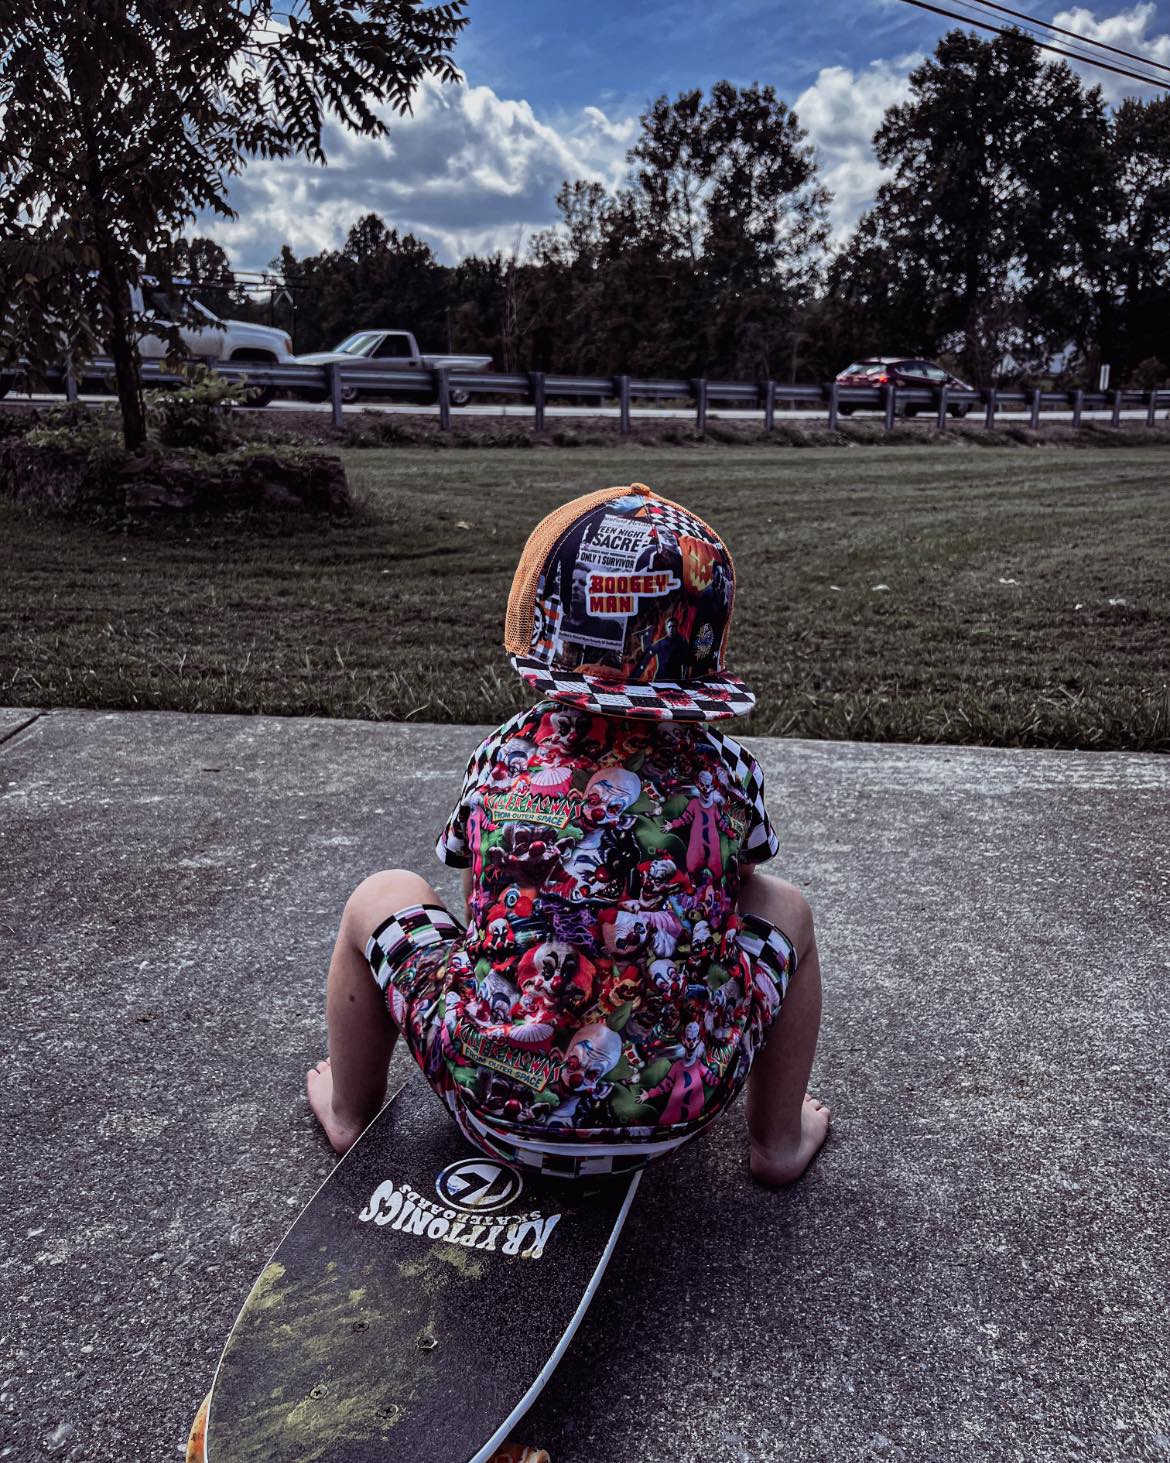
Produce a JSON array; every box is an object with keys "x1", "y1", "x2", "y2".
[
  {"x1": 457, "y1": 0, "x2": 1170, "y2": 108},
  {"x1": 206, "y1": 0, "x2": 1170, "y2": 274},
  {"x1": 456, "y1": 0, "x2": 927, "y2": 114}
]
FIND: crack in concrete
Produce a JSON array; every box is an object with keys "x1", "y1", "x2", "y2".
[{"x1": 0, "y1": 710, "x2": 44, "y2": 750}]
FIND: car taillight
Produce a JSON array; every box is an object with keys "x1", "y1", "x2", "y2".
[{"x1": 875, "y1": 373, "x2": 889, "y2": 384}]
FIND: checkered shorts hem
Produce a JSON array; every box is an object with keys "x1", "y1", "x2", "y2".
[
  {"x1": 737, "y1": 913, "x2": 797, "y2": 999},
  {"x1": 453, "y1": 1104, "x2": 684, "y2": 1178},
  {"x1": 365, "y1": 904, "x2": 463, "y2": 991}
]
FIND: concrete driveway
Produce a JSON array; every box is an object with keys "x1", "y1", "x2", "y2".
[{"x1": 2, "y1": 708, "x2": 1167, "y2": 1462}]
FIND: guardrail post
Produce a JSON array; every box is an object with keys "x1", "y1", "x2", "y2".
[
  {"x1": 1146, "y1": 389, "x2": 1158, "y2": 427},
  {"x1": 1071, "y1": 389, "x2": 1084, "y2": 429},
  {"x1": 529, "y1": 371, "x2": 546, "y2": 431},
  {"x1": 327, "y1": 362, "x2": 344, "y2": 428},
  {"x1": 64, "y1": 364, "x2": 78, "y2": 402},
  {"x1": 763, "y1": 380, "x2": 776, "y2": 432},
  {"x1": 883, "y1": 384, "x2": 895, "y2": 431},
  {"x1": 616, "y1": 375, "x2": 631, "y2": 434},
  {"x1": 984, "y1": 389, "x2": 997, "y2": 430},
  {"x1": 1029, "y1": 388, "x2": 1041, "y2": 429},
  {"x1": 1111, "y1": 389, "x2": 1122, "y2": 428},
  {"x1": 693, "y1": 379, "x2": 707, "y2": 434},
  {"x1": 435, "y1": 367, "x2": 451, "y2": 431},
  {"x1": 936, "y1": 384, "x2": 949, "y2": 430},
  {"x1": 827, "y1": 381, "x2": 839, "y2": 430}
]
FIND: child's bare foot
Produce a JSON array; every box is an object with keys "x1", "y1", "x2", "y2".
[
  {"x1": 749, "y1": 1093, "x2": 832, "y2": 1186},
  {"x1": 306, "y1": 1058, "x2": 364, "y2": 1156}
]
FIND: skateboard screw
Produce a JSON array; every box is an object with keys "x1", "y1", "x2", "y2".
[
  {"x1": 309, "y1": 1386, "x2": 327, "y2": 1399},
  {"x1": 417, "y1": 1333, "x2": 437, "y2": 1351},
  {"x1": 352, "y1": 1321, "x2": 368, "y2": 1332}
]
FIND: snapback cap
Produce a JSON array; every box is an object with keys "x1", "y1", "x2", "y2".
[{"x1": 504, "y1": 482, "x2": 755, "y2": 722}]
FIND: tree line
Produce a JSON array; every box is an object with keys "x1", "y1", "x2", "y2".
[{"x1": 249, "y1": 29, "x2": 1170, "y2": 390}]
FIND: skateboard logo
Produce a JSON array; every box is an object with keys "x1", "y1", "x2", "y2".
[
  {"x1": 435, "y1": 1159, "x2": 524, "y2": 1214},
  {"x1": 358, "y1": 1174, "x2": 562, "y2": 1259}
]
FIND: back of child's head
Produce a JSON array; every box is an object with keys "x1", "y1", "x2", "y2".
[{"x1": 504, "y1": 482, "x2": 754, "y2": 724}]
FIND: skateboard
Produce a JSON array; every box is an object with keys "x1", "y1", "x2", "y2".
[{"x1": 199, "y1": 1079, "x2": 641, "y2": 1463}]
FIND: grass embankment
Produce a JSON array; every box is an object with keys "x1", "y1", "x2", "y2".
[{"x1": 1, "y1": 447, "x2": 1167, "y2": 751}]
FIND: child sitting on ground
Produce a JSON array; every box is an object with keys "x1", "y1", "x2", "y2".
[{"x1": 307, "y1": 482, "x2": 830, "y2": 1184}]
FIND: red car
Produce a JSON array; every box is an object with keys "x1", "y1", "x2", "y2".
[{"x1": 835, "y1": 357, "x2": 973, "y2": 417}]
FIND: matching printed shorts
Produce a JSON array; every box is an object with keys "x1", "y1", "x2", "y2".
[{"x1": 364, "y1": 903, "x2": 796, "y2": 1179}]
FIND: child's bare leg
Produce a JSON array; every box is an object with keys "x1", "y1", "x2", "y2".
[
  {"x1": 307, "y1": 869, "x2": 441, "y2": 1155},
  {"x1": 738, "y1": 871, "x2": 831, "y2": 1185}
]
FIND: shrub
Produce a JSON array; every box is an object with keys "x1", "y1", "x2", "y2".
[
  {"x1": 1128, "y1": 356, "x2": 1167, "y2": 391},
  {"x1": 145, "y1": 366, "x2": 249, "y2": 453}
]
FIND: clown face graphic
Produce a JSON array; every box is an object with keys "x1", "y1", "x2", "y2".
[{"x1": 581, "y1": 768, "x2": 641, "y2": 828}]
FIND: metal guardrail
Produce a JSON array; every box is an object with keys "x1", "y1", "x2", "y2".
[{"x1": 7, "y1": 357, "x2": 1170, "y2": 432}]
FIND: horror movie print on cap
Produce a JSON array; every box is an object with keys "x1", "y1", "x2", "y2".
[{"x1": 504, "y1": 483, "x2": 755, "y2": 722}]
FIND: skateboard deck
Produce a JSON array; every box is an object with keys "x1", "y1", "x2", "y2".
[{"x1": 205, "y1": 1081, "x2": 640, "y2": 1463}]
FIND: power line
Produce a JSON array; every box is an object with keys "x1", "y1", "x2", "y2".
[
  {"x1": 893, "y1": 0, "x2": 1170, "y2": 89},
  {"x1": 941, "y1": 0, "x2": 1170, "y2": 83},
  {"x1": 962, "y1": 0, "x2": 1170, "y2": 78}
]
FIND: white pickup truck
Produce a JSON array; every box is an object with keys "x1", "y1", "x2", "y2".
[
  {"x1": 293, "y1": 330, "x2": 492, "y2": 405},
  {"x1": 130, "y1": 281, "x2": 294, "y2": 406},
  {"x1": 0, "y1": 279, "x2": 294, "y2": 404}
]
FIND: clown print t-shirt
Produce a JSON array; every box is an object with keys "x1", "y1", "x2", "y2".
[{"x1": 434, "y1": 700, "x2": 781, "y2": 1161}]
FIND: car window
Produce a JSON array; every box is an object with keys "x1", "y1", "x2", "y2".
[
  {"x1": 843, "y1": 361, "x2": 870, "y2": 374},
  {"x1": 335, "y1": 333, "x2": 379, "y2": 355},
  {"x1": 922, "y1": 365, "x2": 949, "y2": 382},
  {"x1": 374, "y1": 334, "x2": 414, "y2": 359},
  {"x1": 896, "y1": 360, "x2": 927, "y2": 376}
]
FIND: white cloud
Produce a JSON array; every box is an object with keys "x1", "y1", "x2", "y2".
[
  {"x1": 794, "y1": 58, "x2": 917, "y2": 243},
  {"x1": 202, "y1": 76, "x2": 632, "y2": 272},
  {"x1": 201, "y1": 7, "x2": 1167, "y2": 276},
  {"x1": 1050, "y1": 2, "x2": 1170, "y2": 104}
]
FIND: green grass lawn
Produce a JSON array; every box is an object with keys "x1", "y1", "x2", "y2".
[{"x1": 2, "y1": 445, "x2": 1168, "y2": 750}]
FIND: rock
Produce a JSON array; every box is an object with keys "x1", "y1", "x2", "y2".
[
  {"x1": 43, "y1": 1421, "x2": 76, "y2": 1452},
  {"x1": 869, "y1": 1436, "x2": 907, "y2": 1461}
]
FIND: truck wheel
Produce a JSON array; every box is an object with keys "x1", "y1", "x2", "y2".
[
  {"x1": 340, "y1": 386, "x2": 362, "y2": 404},
  {"x1": 450, "y1": 388, "x2": 471, "y2": 407},
  {"x1": 229, "y1": 351, "x2": 277, "y2": 408}
]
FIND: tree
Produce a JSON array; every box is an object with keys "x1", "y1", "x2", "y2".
[
  {"x1": 143, "y1": 236, "x2": 239, "y2": 319},
  {"x1": 530, "y1": 83, "x2": 830, "y2": 379},
  {"x1": 1101, "y1": 96, "x2": 1170, "y2": 377},
  {"x1": 0, "y1": 0, "x2": 466, "y2": 449},
  {"x1": 829, "y1": 29, "x2": 1112, "y2": 384}
]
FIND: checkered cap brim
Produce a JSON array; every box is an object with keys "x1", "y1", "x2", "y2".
[{"x1": 510, "y1": 655, "x2": 756, "y2": 722}]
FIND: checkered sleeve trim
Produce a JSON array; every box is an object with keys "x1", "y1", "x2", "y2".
[
  {"x1": 704, "y1": 728, "x2": 780, "y2": 864},
  {"x1": 434, "y1": 710, "x2": 532, "y2": 867}
]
